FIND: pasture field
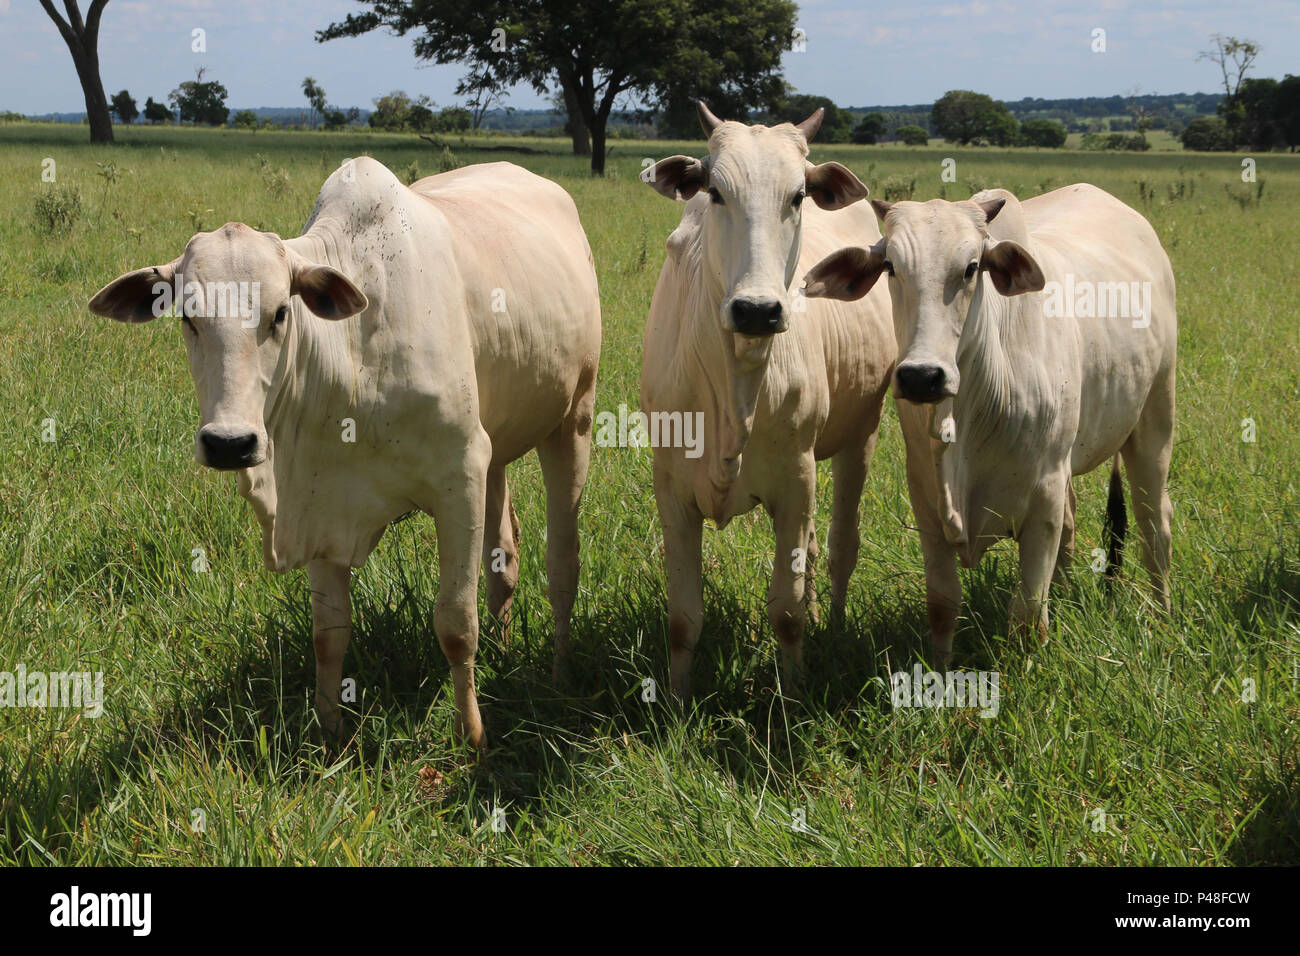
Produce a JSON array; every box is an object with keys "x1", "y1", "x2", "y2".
[{"x1": 0, "y1": 122, "x2": 1297, "y2": 865}]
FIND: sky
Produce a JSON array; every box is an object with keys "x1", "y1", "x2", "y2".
[{"x1": 2, "y1": 0, "x2": 1298, "y2": 115}]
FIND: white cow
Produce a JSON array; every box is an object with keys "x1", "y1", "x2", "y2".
[
  {"x1": 804, "y1": 185, "x2": 1176, "y2": 661},
  {"x1": 643, "y1": 104, "x2": 896, "y2": 697},
  {"x1": 89, "y1": 158, "x2": 602, "y2": 751}
]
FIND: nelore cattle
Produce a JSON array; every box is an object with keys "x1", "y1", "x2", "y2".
[
  {"x1": 89, "y1": 158, "x2": 602, "y2": 751},
  {"x1": 642, "y1": 104, "x2": 896, "y2": 697},
  {"x1": 805, "y1": 185, "x2": 1176, "y2": 661}
]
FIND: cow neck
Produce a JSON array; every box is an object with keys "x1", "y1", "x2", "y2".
[
  {"x1": 947, "y1": 270, "x2": 1059, "y2": 493},
  {"x1": 678, "y1": 212, "x2": 776, "y2": 485}
]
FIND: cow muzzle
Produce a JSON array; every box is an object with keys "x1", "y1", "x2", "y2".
[
  {"x1": 728, "y1": 297, "x2": 786, "y2": 336},
  {"x1": 894, "y1": 362, "x2": 957, "y2": 404},
  {"x1": 196, "y1": 424, "x2": 265, "y2": 470}
]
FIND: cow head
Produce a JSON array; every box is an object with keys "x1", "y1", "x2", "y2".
[
  {"x1": 89, "y1": 223, "x2": 367, "y2": 469},
  {"x1": 802, "y1": 196, "x2": 1043, "y2": 404},
  {"x1": 646, "y1": 102, "x2": 868, "y2": 345}
]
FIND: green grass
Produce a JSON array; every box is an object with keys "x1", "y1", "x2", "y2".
[{"x1": 0, "y1": 122, "x2": 1297, "y2": 865}]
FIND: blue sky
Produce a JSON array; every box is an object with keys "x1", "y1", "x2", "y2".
[{"x1": 3, "y1": 0, "x2": 1298, "y2": 114}]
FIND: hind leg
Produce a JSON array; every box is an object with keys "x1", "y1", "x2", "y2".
[
  {"x1": 1120, "y1": 372, "x2": 1175, "y2": 610},
  {"x1": 1053, "y1": 479, "x2": 1077, "y2": 586},
  {"x1": 482, "y1": 465, "x2": 520, "y2": 638},
  {"x1": 536, "y1": 381, "x2": 595, "y2": 681},
  {"x1": 827, "y1": 428, "x2": 877, "y2": 627}
]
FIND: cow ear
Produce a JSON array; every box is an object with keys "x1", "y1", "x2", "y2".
[
  {"x1": 89, "y1": 258, "x2": 181, "y2": 322},
  {"x1": 802, "y1": 242, "x2": 887, "y2": 301},
  {"x1": 289, "y1": 256, "x2": 368, "y2": 319},
  {"x1": 646, "y1": 155, "x2": 707, "y2": 201},
  {"x1": 805, "y1": 162, "x2": 868, "y2": 210},
  {"x1": 981, "y1": 239, "x2": 1044, "y2": 296}
]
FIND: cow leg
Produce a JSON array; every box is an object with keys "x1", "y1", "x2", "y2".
[
  {"x1": 656, "y1": 461, "x2": 704, "y2": 701},
  {"x1": 426, "y1": 429, "x2": 491, "y2": 754},
  {"x1": 769, "y1": 460, "x2": 817, "y2": 695},
  {"x1": 482, "y1": 465, "x2": 520, "y2": 639},
  {"x1": 804, "y1": 523, "x2": 821, "y2": 627},
  {"x1": 901, "y1": 428, "x2": 961, "y2": 666},
  {"x1": 828, "y1": 430, "x2": 876, "y2": 628},
  {"x1": 537, "y1": 389, "x2": 595, "y2": 682},
  {"x1": 1120, "y1": 374, "x2": 1175, "y2": 610},
  {"x1": 1053, "y1": 479, "x2": 1077, "y2": 586},
  {"x1": 1010, "y1": 478, "x2": 1067, "y2": 645},
  {"x1": 308, "y1": 558, "x2": 351, "y2": 739}
]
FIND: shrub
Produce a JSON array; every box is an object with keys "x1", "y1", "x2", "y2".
[
  {"x1": 1181, "y1": 116, "x2": 1234, "y2": 152},
  {"x1": 33, "y1": 185, "x2": 83, "y2": 233},
  {"x1": 895, "y1": 125, "x2": 929, "y2": 146}
]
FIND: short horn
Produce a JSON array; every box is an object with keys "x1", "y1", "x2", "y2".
[
  {"x1": 698, "y1": 101, "x2": 722, "y2": 137},
  {"x1": 796, "y1": 107, "x2": 824, "y2": 142}
]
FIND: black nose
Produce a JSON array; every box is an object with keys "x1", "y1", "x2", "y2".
[
  {"x1": 895, "y1": 364, "x2": 948, "y2": 403},
  {"x1": 731, "y1": 298, "x2": 784, "y2": 335},
  {"x1": 200, "y1": 431, "x2": 259, "y2": 469}
]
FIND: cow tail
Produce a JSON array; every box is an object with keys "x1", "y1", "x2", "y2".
[{"x1": 1104, "y1": 454, "x2": 1127, "y2": 579}]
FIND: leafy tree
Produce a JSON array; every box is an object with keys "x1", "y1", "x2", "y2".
[
  {"x1": 1018, "y1": 118, "x2": 1067, "y2": 148},
  {"x1": 143, "y1": 96, "x2": 172, "y2": 124},
  {"x1": 931, "y1": 90, "x2": 1017, "y2": 146},
  {"x1": 436, "y1": 106, "x2": 473, "y2": 132},
  {"x1": 233, "y1": 109, "x2": 258, "y2": 129},
  {"x1": 302, "y1": 77, "x2": 327, "y2": 128},
  {"x1": 1277, "y1": 75, "x2": 1300, "y2": 151},
  {"x1": 170, "y1": 68, "x2": 229, "y2": 126},
  {"x1": 896, "y1": 125, "x2": 929, "y2": 146},
  {"x1": 110, "y1": 89, "x2": 137, "y2": 125},
  {"x1": 318, "y1": 0, "x2": 796, "y2": 174},
  {"x1": 1181, "y1": 115, "x2": 1233, "y2": 151},
  {"x1": 768, "y1": 94, "x2": 854, "y2": 142},
  {"x1": 369, "y1": 91, "x2": 435, "y2": 131},
  {"x1": 851, "y1": 112, "x2": 886, "y2": 144},
  {"x1": 1237, "y1": 77, "x2": 1280, "y2": 149},
  {"x1": 38, "y1": 0, "x2": 113, "y2": 143}
]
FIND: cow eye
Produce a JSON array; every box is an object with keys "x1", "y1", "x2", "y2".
[
  {"x1": 707, "y1": 187, "x2": 724, "y2": 205},
  {"x1": 273, "y1": 305, "x2": 288, "y2": 326},
  {"x1": 965, "y1": 261, "x2": 978, "y2": 280},
  {"x1": 792, "y1": 190, "x2": 806, "y2": 208}
]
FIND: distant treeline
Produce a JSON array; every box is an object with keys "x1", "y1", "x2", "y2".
[{"x1": 15, "y1": 92, "x2": 1224, "y2": 139}]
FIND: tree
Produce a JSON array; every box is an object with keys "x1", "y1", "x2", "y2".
[
  {"x1": 318, "y1": 0, "x2": 797, "y2": 175},
  {"x1": 38, "y1": 0, "x2": 113, "y2": 143},
  {"x1": 1277, "y1": 75, "x2": 1300, "y2": 151},
  {"x1": 436, "y1": 106, "x2": 473, "y2": 133},
  {"x1": 896, "y1": 125, "x2": 929, "y2": 146},
  {"x1": 110, "y1": 89, "x2": 137, "y2": 125},
  {"x1": 233, "y1": 109, "x2": 258, "y2": 129},
  {"x1": 769, "y1": 94, "x2": 855, "y2": 142},
  {"x1": 1019, "y1": 118, "x2": 1067, "y2": 148},
  {"x1": 931, "y1": 90, "x2": 1017, "y2": 145},
  {"x1": 1237, "y1": 77, "x2": 1280, "y2": 149},
  {"x1": 302, "y1": 76, "x2": 327, "y2": 128},
  {"x1": 851, "y1": 112, "x2": 886, "y2": 144},
  {"x1": 1199, "y1": 35, "x2": 1259, "y2": 100},
  {"x1": 170, "y1": 68, "x2": 229, "y2": 126},
  {"x1": 143, "y1": 96, "x2": 172, "y2": 124},
  {"x1": 369, "y1": 90, "x2": 434, "y2": 131},
  {"x1": 1181, "y1": 116, "x2": 1233, "y2": 151}
]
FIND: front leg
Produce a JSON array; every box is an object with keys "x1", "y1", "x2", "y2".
[
  {"x1": 1010, "y1": 476, "x2": 1068, "y2": 645},
  {"x1": 307, "y1": 558, "x2": 352, "y2": 739},
  {"x1": 655, "y1": 458, "x2": 704, "y2": 701},
  {"x1": 425, "y1": 426, "x2": 492, "y2": 754},
  {"x1": 768, "y1": 457, "x2": 817, "y2": 695}
]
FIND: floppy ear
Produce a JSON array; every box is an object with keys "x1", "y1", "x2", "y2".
[
  {"x1": 645, "y1": 155, "x2": 707, "y2": 201},
  {"x1": 981, "y1": 239, "x2": 1044, "y2": 296},
  {"x1": 88, "y1": 257, "x2": 182, "y2": 322},
  {"x1": 805, "y1": 162, "x2": 869, "y2": 210},
  {"x1": 803, "y1": 242, "x2": 887, "y2": 301},
  {"x1": 288, "y1": 250, "x2": 368, "y2": 319}
]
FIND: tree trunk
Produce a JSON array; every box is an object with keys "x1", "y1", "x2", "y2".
[
  {"x1": 39, "y1": 0, "x2": 114, "y2": 144},
  {"x1": 559, "y1": 75, "x2": 591, "y2": 156},
  {"x1": 590, "y1": 121, "x2": 607, "y2": 175},
  {"x1": 73, "y1": 47, "x2": 114, "y2": 143}
]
